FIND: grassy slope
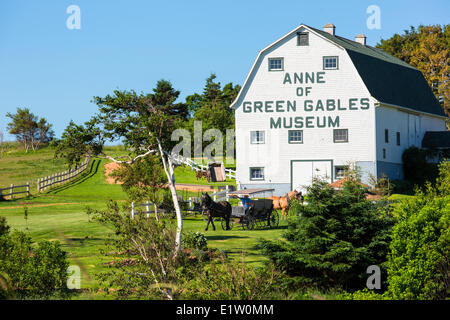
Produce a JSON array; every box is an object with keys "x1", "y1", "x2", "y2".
[{"x1": 0, "y1": 147, "x2": 286, "y2": 298}]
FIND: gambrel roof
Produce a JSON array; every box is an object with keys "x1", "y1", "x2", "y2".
[{"x1": 231, "y1": 24, "x2": 447, "y2": 119}]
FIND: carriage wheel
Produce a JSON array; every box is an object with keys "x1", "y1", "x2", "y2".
[
  {"x1": 221, "y1": 217, "x2": 233, "y2": 230},
  {"x1": 269, "y1": 210, "x2": 279, "y2": 228}
]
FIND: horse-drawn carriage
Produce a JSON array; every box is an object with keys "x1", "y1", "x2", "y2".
[{"x1": 201, "y1": 188, "x2": 279, "y2": 231}]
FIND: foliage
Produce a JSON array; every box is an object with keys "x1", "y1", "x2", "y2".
[
  {"x1": 184, "y1": 74, "x2": 240, "y2": 156},
  {"x1": 110, "y1": 154, "x2": 167, "y2": 202},
  {"x1": 385, "y1": 162, "x2": 450, "y2": 300},
  {"x1": 181, "y1": 254, "x2": 285, "y2": 300},
  {"x1": 402, "y1": 146, "x2": 439, "y2": 187},
  {"x1": 0, "y1": 219, "x2": 69, "y2": 298},
  {"x1": 377, "y1": 25, "x2": 450, "y2": 119},
  {"x1": 6, "y1": 107, "x2": 54, "y2": 152},
  {"x1": 182, "y1": 231, "x2": 208, "y2": 250},
  {"x1": 88, "y1": 201, "x2": 191, "y2": 300},
  {"x1": 258, "y1": 177, "x2": 393, "y2": 291}
]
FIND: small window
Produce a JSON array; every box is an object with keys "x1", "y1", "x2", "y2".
[
  {"x1": 288, "y1": 130, "x2": 303, "y2": 144},
  {"x1": 250, "y1": 167, "x2": 264, "y2": 181},
  {"x1": 323, "y1": 56, "x2": 338, "y2": 70},
  {"x1": 383, "y1": 148, "x2": 386, "y2": 159},
  {"x1": 396, "y1": 132, "x2": 400, "y2": 146},
  {"x1": 335, "y1": 166, "x2": 348, "y2": 179},
  {"x1": 250, "y1": 131, "x2": 265, "y2": 144},
  {"x1": 385, "y1": 129, "x2": 389, "y2": 143},
  {"x1": 333, "y1": 129, "x2": 348, "y2": 143},
  {"x1": 297, "y1": 32, "x2": 309, "y2": 46},
  {"x1": 268, "y1": 58, "x2": 283, "y2": 71}
]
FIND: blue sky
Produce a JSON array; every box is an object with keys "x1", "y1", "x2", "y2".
[{"x1": 0, "y1": 0, "x2": 449, "y2": 141}]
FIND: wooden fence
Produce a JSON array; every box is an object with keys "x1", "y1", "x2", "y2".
[
  {"x1": 37, "y1": 156, "x2": 90, "y2": 193},
  {"x1": 0, "y1": 182, "x2": 30, "y2": 199},
  {"x1": 171, "y1": 153, "x2": 236, "y2": 180},
  {"x1": 131, "y1": 201, "x2": 168, "y2": 219}
]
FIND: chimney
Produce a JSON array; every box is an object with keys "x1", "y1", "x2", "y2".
[
  {"x1": 323, "y1": 23, "x2": 335, "y2": 36},
  {"x1": 355, "y1": 34, "x2": 367, "y2": 45}
]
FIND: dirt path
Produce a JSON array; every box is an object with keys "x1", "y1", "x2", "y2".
[{"x1": 104, "y1": 162, "x2": 217, "y2": 192}]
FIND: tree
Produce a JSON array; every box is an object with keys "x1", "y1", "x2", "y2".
[
  {"x1": 377, "y1": 25, "x2": 450, "y2": 118},
  {"x1": 258, "y1": 177, "x2": 392, "y2": 291},
  {"x1": 185, "y1": 74, "x2": 240, "y2": 157},
  {"x1": 6, "y1": 107, "x2": 54, "y2": 152},
  {"x1": 55, "y1": 80, "x2": 187, "y2": 253},
  {"x1": 385, "y1": 162, "x2": 449, "y2": 300}
]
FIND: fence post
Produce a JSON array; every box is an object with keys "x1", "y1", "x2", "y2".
[
  {"x1": 146, "y1": 202, "x2": 150, "y2": 218},
  {"x1": 131, "y1": 202, "x2": 135, "y2": 219},
  {"x1": 27, "y1": 182, "x2": 30, "y2": 196},
  {"x1": 226, "y1": 185, "x2": 229, "y2": 201},
  {"x1": 10, "y1": 184, "x2": 14, "y2": 200}
]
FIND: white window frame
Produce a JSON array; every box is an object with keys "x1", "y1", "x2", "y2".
[
  {"x1": 288, "y1": 130, "x2": 303, "y2": 144},
  {"x1": 333, "y1": 129, "x2": 348, "y2": 143},
  {"x1": 250, "y1": 167, "x2": 264, "y2": 181},
  {"x1": 268, "y1": 58, "x2": 284, "y2": 71},
  {"x1": 323, "y1": 56, "x2": 338, "y2": 70},
  {"x1": 250, "y1": 131, "x2": 265, "y2": 144}
]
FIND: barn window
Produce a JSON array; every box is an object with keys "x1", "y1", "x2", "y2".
[
  {"x1": 335, "y1": 166, "x2": 348, "y2": 179},
  {"x1": 268, "y1": 58, "x2": 283, "y2": 71},
  {"x1": 383, "y1": 148, "x2": 386, "y2": 159},
  {"x1": 396, "y1": 132, "x2": 400, "y2": 146},
  {"x1": 297, "y1": 32, "x2": 309, "y2": 46},
  {"x1": 250, "y1": 131, "x2": 265, "y2": 144},
  {"x1": 288, "y1": 130, "x2": 303, "y2": 144},
  {"x1": 333, "y1": 129, "x2": 348, "y2": 143},
  {"x1": 250, "y1": 167, "x2": 264, "y2": 181},
  {"x1": 385, "y1": 129, "x2": 389, "y2": 143},
  {"x1": 323, "y1": 56, "x2": 338, "y2": 70}
]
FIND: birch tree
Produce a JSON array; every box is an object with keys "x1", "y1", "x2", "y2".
[{"x1": 55, "y1": 80, "x2": 188, "y2": 253}]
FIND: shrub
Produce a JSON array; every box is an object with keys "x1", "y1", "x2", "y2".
[
  {"x1": 182, "y1": 231, "x2": 208, "y2": 250},
  {"x1": 385, "y1": 162, "x2": 450, "y2": 299},
  {"x1": 0, "y1": 227, "x2": 69, "y2": 298},
  {"x1": 259, "y1": 177, "x2": 393, "y2": 291}
]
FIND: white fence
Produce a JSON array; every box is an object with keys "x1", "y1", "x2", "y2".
[
  {"x1": 171, "y1": 153, "x2": 236, "y2": 180},
  {"x1": 0, "y1": 182, "x2": 30, "y2": 199},
  {"x1": 37, "y1": 156, "x2": 90, "y2": 193},
  {"x1": 131, "y1": 201, "x2": 168, "y2": 219}
]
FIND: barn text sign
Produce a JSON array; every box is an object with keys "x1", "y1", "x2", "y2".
[{"x1": 241, "y1": 71, "x2": 371, "y2": 129}]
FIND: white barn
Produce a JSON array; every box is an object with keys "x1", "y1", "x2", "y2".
[{"x1": 231, "y1": 23, "x2": 448, "y2": 195}]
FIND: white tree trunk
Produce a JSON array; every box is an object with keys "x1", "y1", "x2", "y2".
[{"x1": 157, "y1": 138, "x2": 183, "y2": 254}]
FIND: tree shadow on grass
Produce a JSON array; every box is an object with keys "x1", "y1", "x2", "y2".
[{"x1": 206, "y1": 235, "x2": 249, "y2": 241}]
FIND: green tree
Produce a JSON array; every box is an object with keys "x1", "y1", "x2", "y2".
[
  {"x1": 386, "y1": 161, "x2": 450, "y2": 300},
  {"x1": 377, "y1": 25, "x2": 450, "y2": 118},
  {"x1": 55, "y1": 80, "x2": 186, "y2": 253},
  {"x1": 6, "y1": 107, "x2": 54, "y2": 152},
  {"x1": 185, "y1": 74, "x2": 240, "y2": 158},
  {"x1": 0, "y1": 218, "x2": 69, "y2": 298},
  {"x1": 259, "y1": 178, "x2": 392, "y2": 291}
]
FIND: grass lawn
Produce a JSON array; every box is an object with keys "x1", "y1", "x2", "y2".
[{"x1": 0, "y1": 150, "x2": 286, "y2": 298}]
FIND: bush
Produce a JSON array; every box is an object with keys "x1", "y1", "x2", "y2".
[
  {"x1": 259, "y1": 177, "x2": 393, "y2": 291},
  {"x1": 385, "y1": 162, "x2": 450, "y2": 299},
  {"x1": 182, "y1": 231, "x2": 208, "y2": 250},
  {"x1": 0, "y1": 226, "x2": 69, "y2": 298}
]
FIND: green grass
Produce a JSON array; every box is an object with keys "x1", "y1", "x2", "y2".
[{"x1": 0, "y1": 149, "x2": 285, "y2": 298}]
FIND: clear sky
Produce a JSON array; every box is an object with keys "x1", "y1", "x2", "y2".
[{"x1": 0, "y1": 0, "x2": 449, "y2": 142}]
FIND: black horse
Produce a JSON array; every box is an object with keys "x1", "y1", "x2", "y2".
[{"x1": 201, "y1": 193, "x2": 232, "y2": 231}]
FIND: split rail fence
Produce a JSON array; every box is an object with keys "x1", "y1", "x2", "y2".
[
  {"x1": 37, "y1": 156, "x2": 91, "y2": 193},
  {"x1": 0, "y1": 182, "x2": 30, "y2": 199}
]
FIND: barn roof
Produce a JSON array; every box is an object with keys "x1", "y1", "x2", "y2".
[
  {"x1": 231, "y1": 24, "x2": 447, "y2": 119},
  {"x1": 422, "y1": 131, "x2": 450, "y2": 149},
  {"x1": 309, "y1": 27, "x2": 446, "y2": 118}
]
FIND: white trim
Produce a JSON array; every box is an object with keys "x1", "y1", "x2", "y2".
[
  {"x1": 229, "y1": 24, "x2": 345, "y2": 110},
  {"x1": 375, "y1": 101, "x2": 448, "y2": 120}
]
